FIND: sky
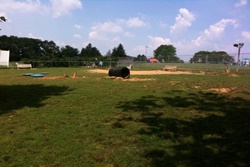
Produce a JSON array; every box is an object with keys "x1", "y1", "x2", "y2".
[{"x1": 0, "y1": 0, "x2": 250, "y2": 60}]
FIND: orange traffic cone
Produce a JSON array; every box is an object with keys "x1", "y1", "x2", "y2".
[{"x1": 72, "y1": 72, "x2": 77, "y2": 78}]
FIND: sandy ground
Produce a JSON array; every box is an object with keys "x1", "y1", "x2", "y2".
[
  {"x1": 87, "y1": 69, "x2": 236, "y2": 93},
  {"x1": 34, "y1": 69, "x2": 235, "y2": 93},
  {"x1": 87, "y1": 69, "x2": 204, "y2": 75},
  {"x1": 208, "y1": 87, "x2": 236, "y2": 93}
]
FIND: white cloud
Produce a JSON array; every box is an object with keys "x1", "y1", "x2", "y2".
[
  {"x1": 147, "y1": 36, "x2": 172, "y2": 50},
  {"x1": 89, "y1": 21, "x2": 123, "y2": 40},
  {"x1": 124, "y1": 32, "x2": 134, "y2": 38},
  {"x1": 125, "y1": 17, "x2": 147, "y2": 28},
  {"x1": 55, "y1": 40, "x2": 66, "y2": 47},
  {"x1": 241, "y1": 31, "x2": 250, "y2": 41},
  {"x1": 27, "y1": 33, "x2": 43, "y2": 40},
  {"x1": 235, "y1": 0, "x2": 248, "y2": 7},
  {"x1": 192, "y1": 19, "x2": 238, "y2": 46},
  {"x1": 170, "y1": 8, "x2": 195, "y2": 34},
  {"x1": 97, "y1": 22, "x2": 122, "y2": 33},
  {"x1": 73, "y1": 34, "x2": 82, "y2": 38},
  {"x1": 51, "y1": 0, "x2": 83, "y2": 18},
  {"x1": 89, "y1": 31, "x2": 101, "y2": 40},
  {"x1": 0, "y1": 0, "x2": 48, "y2": 14},
  {"x1": 117, "y1": 17, "x2": 147, "y2": 28},
  {"x1": 0, "y1": 12, "x2": 7, "y2": 18},
  {"x1": 74, "y1": 24, "x2": 81, "y2": 29},
  {"x1": 0, "y1": 0, "x2": 82, "y2": 18}
]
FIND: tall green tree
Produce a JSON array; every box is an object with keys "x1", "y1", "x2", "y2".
[
  {"x1": 111, "y1": 43, "x2": 126, "y2": 59},
  {"x1": 136, "y1": 54, "x2": 147, "y2": 62},
  {"x1": 17, "y1": 37, "x2": 43, "y2": 60},
  {"x1": 80, "y1": 43, "x2": 102, "y2": 60},
  {"x1": 0, "y1": 35, "x2": 21, "y2": 61},
  {"x1": 60, "y1": 45, "x2": 79, "y2": 60},
  {"x1": 0, "y1": 36, "x2": 44, "y2": 61},
  {"x1": 154, "y1": 45, "x2": 182, "y2": 63},
  {"x1": 105, "y1": 50, "x2": 112, "y2": 57},
  {"x1": 39, "y1": 40, "x2": 60, "y2": 60},
  {"x1": 189, "y1": 51, "x2": 234, "y2": 64}
]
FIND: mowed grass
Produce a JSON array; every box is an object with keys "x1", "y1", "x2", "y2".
[{"x1": 0, "y1": 67, "x2": 250, "y2": 167}]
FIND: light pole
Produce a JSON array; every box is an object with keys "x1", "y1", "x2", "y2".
[
  {"x1": 233, "y1": 43, "x2": 244, "y2": 73},
  {"x1": 145, "y1": 46, "x2": 148, "y2": 62}
]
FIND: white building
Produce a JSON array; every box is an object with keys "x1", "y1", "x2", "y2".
[{"x1": 0, "y1": 50, "x2": 10, "y2": 67}]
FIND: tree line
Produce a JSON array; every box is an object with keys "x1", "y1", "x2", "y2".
[
  {"x1": 0, "y1": 35, "x2": 234, "y2": 64},
  {"x1": 0, "y1": 35, "x2": 127, "y2": 62},
  {"x1": 189, "y1": 51, "x2": 235, "y2": 64}
]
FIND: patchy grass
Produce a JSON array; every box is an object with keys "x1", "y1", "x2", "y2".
[{"x1": 0, "y1": 67, "x2": 249, "y2": 166}]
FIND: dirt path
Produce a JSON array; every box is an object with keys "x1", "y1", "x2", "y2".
[{"x1": 88, "y1": 69, "x2": 204, "y2": 75}]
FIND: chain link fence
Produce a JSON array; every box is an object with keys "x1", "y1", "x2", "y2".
[{"x1": 3, "y1": 53, "x2": 250, "y2": 73}]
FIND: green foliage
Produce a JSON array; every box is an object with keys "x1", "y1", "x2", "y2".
[
  {"x1": 0, "y1": 36, "x2": 103, "y2": 62},
  {"x1": 0, "y1": 36, "x2": 60, "y2": 61},
  {"x1": 0, "y1": 36, "x2": 120, "y2": 62},
  {"x1": 135, "y1": 54, "x2": 147, "y2": 61},
  {"x1": 80, "y1": 43, "x2": 102, "y2": 60},
  {"x1": 154, "y1": 45, "x2": 183, "y2": 63},
  {"x1": 111, "y1": 43, "x2": 127, "y2": 59},
  {"x1": 39, "y1": 40, "x2": 60, "y2": 60},
  {"x1": 190, "y1": 51, "x2": 235, "y2": 64},
  {"x1": 60, "y1": 45, "x2": 79, "y2": 60}
]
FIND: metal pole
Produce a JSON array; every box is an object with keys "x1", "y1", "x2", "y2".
[
  {"x1": 109, "y1": 57, "x2": 111, "y2": 68},
  {"x1": 236, "y1": 46, "x2": 240, "y2": 73},
  {"x1": 206, "y1": 54, "x2": 208, "y2": 72},
  {"x1": 234, "y1": 43, "x2": 244, "y2": 73}
]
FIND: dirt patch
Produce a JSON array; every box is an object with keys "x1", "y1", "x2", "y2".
[
  {"x1": 169, "y1": 81, "x2": 180, "y2": 85},
  {"x1": 227, "y1": 73, "x2": 239, "y2": 77},
  {"x1": 88, "y1": 69, "x2": 203, "y2": 75},
  {"x1": 111, "y1": 77, "x2": 155, "y2": 81},
  {"x1": 89, "y1": 69, "x2": 204, "y2": 82},
  {"x1": 35, "y1": 76, "x2": 69, "y2": 80},
  {"x1": 208, "y1": 87, "x2": 236, "y2": 93}
]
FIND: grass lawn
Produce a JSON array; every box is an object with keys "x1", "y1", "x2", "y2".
[{"x1": 0, "y1": 67, "x2": 250, "y2": 167}]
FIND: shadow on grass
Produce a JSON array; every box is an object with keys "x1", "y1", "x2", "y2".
[
  {"x1": 116, "y1": 90, "x2": 250, "y2": 166},
  {"x1": 0, "y1": 84, "x2": 70, "y2": 114}
]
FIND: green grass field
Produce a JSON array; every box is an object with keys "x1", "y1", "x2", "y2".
[{"x1": 0, "y1": 66, "x2": 249, "y2": 167}]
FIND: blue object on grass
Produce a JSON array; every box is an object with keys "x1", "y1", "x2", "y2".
[{"x1": 31, "y1": 74, "x2": 44, "y2": 77}]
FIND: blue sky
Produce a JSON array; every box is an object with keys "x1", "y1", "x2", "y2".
[{"x1": 0, "y1": 0, "x2": 249, "y2": 59}]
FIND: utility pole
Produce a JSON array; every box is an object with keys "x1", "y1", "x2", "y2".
[{"x1": 233, "y1": 43, "x2": 244, "y2": 73}]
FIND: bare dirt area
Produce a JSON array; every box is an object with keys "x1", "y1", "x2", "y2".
[
  {"x1": 108, "y1": 77, "x2": 155, "y2": 81},
  {"x1": 88, "y1": 69, "x2": 204, "y2": 75},
  {"x1": 35, "y1": 76, "x2": 67, "y2": 80},
  {"x1": 208, "y1": 87, "x2": 236, "y2": 93}
]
